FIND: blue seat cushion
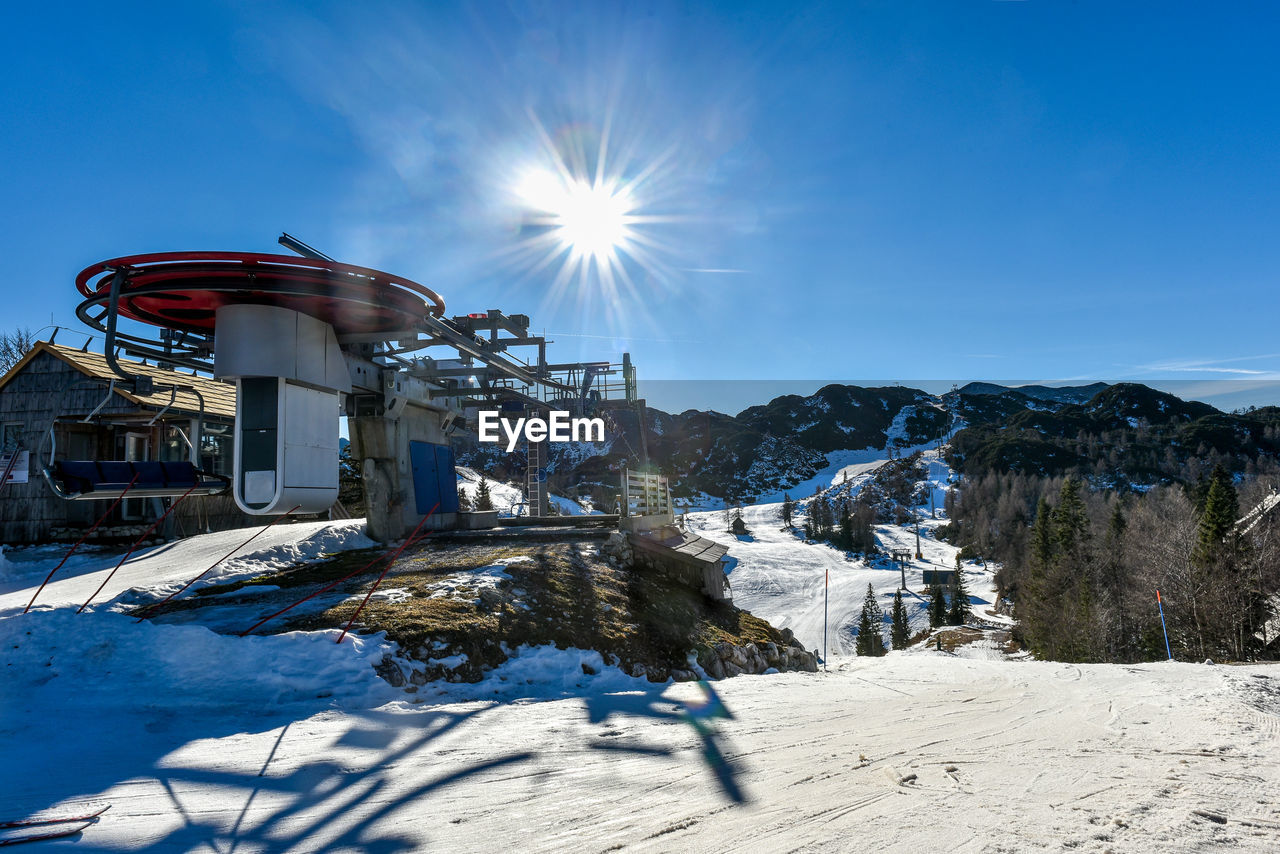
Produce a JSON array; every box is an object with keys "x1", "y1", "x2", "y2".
[
  {"x1": 130, "y1": 460, "x2": 167, "y2": 487},
  {"x1": 56, "y1": 460, "x2": 101, "y2": 491},
  {"x1": 97, "y1": 461, "x2": 135, "y2": 486},
  {"x1": 159, "y1": 461, "x2": 201, "y2": 487}
]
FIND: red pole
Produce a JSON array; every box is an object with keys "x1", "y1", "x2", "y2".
[
  {"x1": 336, "y1": 504, "x2": 438, "y2": 644},
  {"x1": 0, "y1": 447, "x2": 21, "y2": 494},
  {"x1": 135, "y1": 505, "x2": 300, "y2": 622},
  {"x1": 238, "y1": 551, "x2": 393, "y2": 637},
  {"x1": 25, "y1": 473, "x2": 140, "y2": 614},
  {"x1": 77, "y1": 484, "x2": 198, "y2": 613}
]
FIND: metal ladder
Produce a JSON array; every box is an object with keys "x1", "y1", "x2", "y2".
[{"x1": 525, "y1": 407, "x2": 549, "y2": 517}]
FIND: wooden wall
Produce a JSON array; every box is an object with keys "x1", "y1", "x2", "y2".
[{"x1": 0, "y1": 352, "x2": 267, "y2": 544}]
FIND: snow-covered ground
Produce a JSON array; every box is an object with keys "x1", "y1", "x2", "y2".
[
  {"x1": 456, "y1": 466, "x2": 595, "y2": 516},
  {"x1": 679, "y1": 441, "x2": 948, "y2": 513},
  {"x1": 3, "y1": 450, "x2": 1279, "y2": 851},
  {"x1": 687, "y1": 448, "x2": 1001, "y2": 658},
  {"x1": 4, "y1": 607, "x2": 1278, "y2": 852},
  {"x1": 0, "y1": 519, "x2": 375, "y2": 617}
]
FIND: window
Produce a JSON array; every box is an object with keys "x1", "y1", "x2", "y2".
[
  {"x1": 160, "y1": 422, "x2": 192, "y2": 463},
  {"x1": 199, "y1": 421, "x2": 234, "y2": 476},
  {"x1": 2, "y1": 422, "x2": 20, "y2": 453}
]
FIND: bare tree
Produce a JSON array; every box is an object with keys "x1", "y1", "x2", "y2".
[{"x1": 0, "y1": 327, "x2": 36, "y2": 374}]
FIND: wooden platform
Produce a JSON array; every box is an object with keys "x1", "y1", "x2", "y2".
[
  {"x1": 428, "y1": 526, "x2": 614, "y2": 544},
  {"x1": 498, "y1": 514, "x2": 619, "y2": 528}
]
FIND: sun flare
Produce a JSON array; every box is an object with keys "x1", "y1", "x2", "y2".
[
  {"x1": 517, "y1": 170, "x2": 635, "y2": 261},
  {"x1": 499, "y1": 116, "x2": 683, "y2": 335}
]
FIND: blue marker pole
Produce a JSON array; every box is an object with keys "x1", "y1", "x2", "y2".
[{"x1": 1156, "y1": 589, "x2": 1173, "y2": 661}]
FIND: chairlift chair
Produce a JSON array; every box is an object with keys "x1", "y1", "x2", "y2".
[{"x1": 39, "y1": 376, "x2": 229, "y2": 501}]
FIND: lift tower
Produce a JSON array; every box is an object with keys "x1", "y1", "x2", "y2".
[{"x1": 69, "y1": 238, "x2": 636, "y2": 540}]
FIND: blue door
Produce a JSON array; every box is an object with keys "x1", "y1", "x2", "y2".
[
  {"x1": 410, "y1": 441, "x2": 460, "y2": 515},
  {"x1": 434, "y1": 444, "x2": 459, "y2": 513}
]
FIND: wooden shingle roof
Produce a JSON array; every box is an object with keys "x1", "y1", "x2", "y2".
[
  {"x1": 0, "y1": 342, "x2": 237, "y2": 419},
  {"x1": 632, "y1": 526, "x2": 730, "y2": 566}
]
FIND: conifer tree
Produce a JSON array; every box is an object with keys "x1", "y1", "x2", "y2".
[
  {"x1": 781, "y1": 493, "x2": 794, "y2": 528},
  {"x1": 856, "y1": 583, "x2": 885, "y2": 656},
  {"x1": 890, "y1": 590, "x2": 910, "y2": 649},
  {"x1": 1029, "y1": 496, "x2": 1054, "y2": 574},
  {"x1": 1193, "y1": 465, "x2": 1239, "y2": 568},
  {"x1": 1097, "y1": 500, "x2": 1128, "y2": 656},
  {"x1": 838, "y1": 508, "x2": 854, "y2": 552},
  {"x1": 1052, "y1": 477, "x2": 1090, "y2": 563},
  {"x1": 948, "y1": 568, "x2": 970, "y2": 625},
  {"x1": 815, "y1": 495, "x2": 833, "y2": 540},
  {"x1": 457, "y1": 486, "x2": 473, "y2": 512},
  {"x1": 1106, "y1": 500, "x2": 1127, "y2": 545},
  {"x1": 928, "y1": 582, "x2": 947, "y2": 628},
  {"x1": 475, "y1": 475, "x2": 494, "y2": 511}
]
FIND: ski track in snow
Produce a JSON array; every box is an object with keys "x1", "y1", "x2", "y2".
[
  {"x1": 2, "y1": 449, "x2": 1279, "y2": 851},
  {"x1": 0, "y1": 519, "x2": 376, "y2": 616},
  {"x1": 2, "y1": 640, "x2": 1278, "y2": 853}
]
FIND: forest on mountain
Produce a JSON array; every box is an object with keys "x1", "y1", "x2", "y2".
[
  {"x1": 939, "y1": 468, "x2": 1280, "y2": 662},
  {"x1": 459, "y1": 380, "x2": 1280, "y2": 513},
  {"x1": 945, "y1": 383, "x2": 1280, "y2": 484}
]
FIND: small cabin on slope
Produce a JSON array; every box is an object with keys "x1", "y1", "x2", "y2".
[
  {"x1": 0, "y1": 341, "x2": 258, "y2": 544},
  {"x1": 922, "y1": 568, "x2": 957, "y2": 588}
]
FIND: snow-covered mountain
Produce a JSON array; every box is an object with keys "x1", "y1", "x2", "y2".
[
  {"x1": 954, "y1": 381, "x2": 1110, "y2": 405},
  {"x1": 457, "y1": 380, "x2": 1280, "y2": 504}
]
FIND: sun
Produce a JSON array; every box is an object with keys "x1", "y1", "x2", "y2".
[
  {"x1": 516, "y1": 169, "x2": 635, "y2": 262},
  {"x1": 500, "y1": 118, "x2": 679, "y2": 333}
]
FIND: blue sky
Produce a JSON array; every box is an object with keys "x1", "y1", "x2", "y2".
[{"x1": 2, "y1": 1, "x2": 1279, "y2": 412}]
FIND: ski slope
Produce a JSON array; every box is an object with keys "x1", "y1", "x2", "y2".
[
  {"x1": 3, "y1": 604, "x2": 1278, "y2": 852},
  {"x1": 2, "y1": 453, "x2": 1278, "y2": 851},
  {"x1": 687, "y1": 448, "x2": 1001, "y2": 658}
]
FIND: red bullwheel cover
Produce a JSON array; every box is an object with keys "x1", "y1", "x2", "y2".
[{"x1": 76, "y1": 252, "x2": 446, "y2": 337}]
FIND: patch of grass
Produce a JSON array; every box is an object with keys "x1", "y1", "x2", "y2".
[
  {"x1": 147, "y1": 536, "x2": 797, "y2": 685},
  {"x1": 191, "y1": 546, "x2": 393, "y2": 597},
  {"x1": 924, "y1": 626, "x2": 992, "y2": 653},
  {"x1": 1000, "y1": 632, "x2": 1024, "y2": 655}
]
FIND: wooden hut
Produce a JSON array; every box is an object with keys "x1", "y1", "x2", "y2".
[{"x1": 0, "y1": 341, "x2": 257, "y2": 544}]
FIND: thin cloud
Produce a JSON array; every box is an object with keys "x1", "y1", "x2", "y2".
[
  {"x1": 1130, "y1": 353, "x2": 1280, "y2": 375},
  {"x1": 1171, "y1": 367, "x2": 1270, "y2": 376},
  {"x1": 545, "y1": 331, "x2": 701, "y2": 344}
]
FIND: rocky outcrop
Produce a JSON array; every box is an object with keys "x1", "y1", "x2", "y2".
[
  {"x1": 48, "y1": 525, "x2": 166, "y2": 544},
  {"x1": 601, "y1": 531, "x2": 634, "y2": 567},
  {"x1": 697, "y1": 637, "x2": 817, "y2": 679},
  {"x1": 373, "y1": 633, "x2": 817, "y2": 692}
]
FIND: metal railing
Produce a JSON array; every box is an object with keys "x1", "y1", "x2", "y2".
[{"x1": 621, "y1": 468, "x2": 672, "y2": 518}]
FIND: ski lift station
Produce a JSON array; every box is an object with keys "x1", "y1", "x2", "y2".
[{"x1": 0, "y1": 235, "x2": 638, "y2": 545}]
